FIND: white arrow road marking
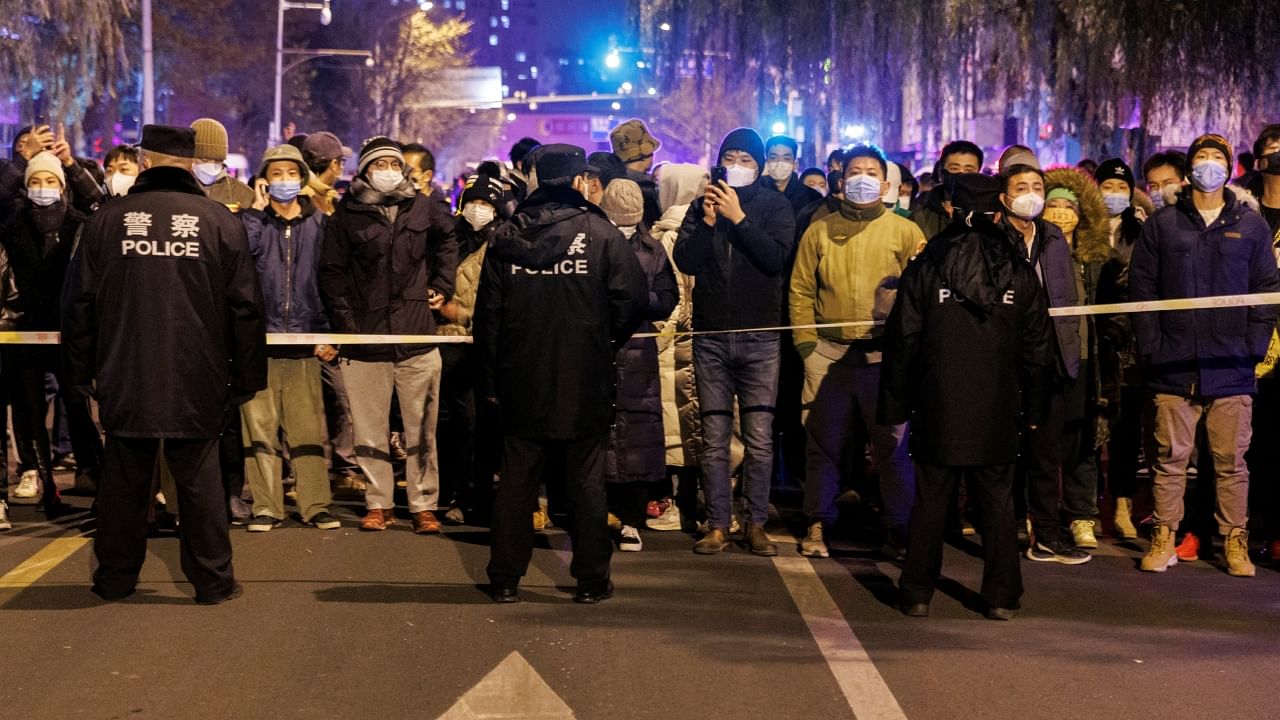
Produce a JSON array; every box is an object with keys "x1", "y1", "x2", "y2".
[
  {"x1": 437, "y1": 651, "x2": 576, "y2": 720},
  {"x1": 769, "y1": 532, "x2": 909, "y2": 720}
]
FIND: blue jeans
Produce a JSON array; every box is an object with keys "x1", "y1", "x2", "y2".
[{"x1": 693, "y1": 333, "x2": 780, "y2": 528}]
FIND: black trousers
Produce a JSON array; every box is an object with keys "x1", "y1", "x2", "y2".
[
  {"x1": 901, "y1": 463, "x2": 1023, "y2": 611},
  {"x1": 1017, "y1": 385, "x2": 1066, "y2": 544},
  {"x1": 437, "y1": 345, "x2": 476, "y2": 511},
  {"x1": 1107, "y1": 385, "x2": 1147, "y2": 500},
  {"x1": 5, "y1": 347, "x2": 103, "y2": 499},
  {"x1": 488, "y1": 433, "x2": 611, "y2": 589},
  {"x1": 94, "y1": 435, "x2": 237, "y2": 601}
]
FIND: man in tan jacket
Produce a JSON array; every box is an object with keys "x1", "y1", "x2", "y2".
[{"x1": 789, "y1": 143, "x2": 924, "y2": 559}]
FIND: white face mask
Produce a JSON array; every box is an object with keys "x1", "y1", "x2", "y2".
[
  {"x1": 619, "y1": 225, "x2": 637, "y2": 239},
  {"x1": 28, "y1": 187, "x2": 61, "y2": 207},
  {"x1": 764, "y1": 160, "x2": 794, "y2": 182},
  {"x1": 193, "y1": 162, "x2": 222, "y2": 186},
  {"x1": 462, "y1": 203, "x2": 496, "y2": 231},
  {"x1": 897, "y1": 195, "x2": 912, "y2": 211},
  {"x1": 1008, "y1": 192, "x2": 1045, "y2": 220},
  {"x1": 725, "y1": 165, "x2": 758, "y2": 188},
  {"x1": 370, "y1": 169, "x2": 405, "y2": 194},
  {"x1": 107, "y1": 172, "x2": 137, "y2": 197}
]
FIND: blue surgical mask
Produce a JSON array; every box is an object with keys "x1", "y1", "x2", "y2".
[
  {"x1": 1190, "y1": 161, "x2": 1228, "y2": 193},
  {"x1": 1102, "y1": 192, "x2": 1130, "y2": 216},
  {"x1": 193, "y1": 162, "x2": 222, "y2": 186},
  {"x1": 268, "y1": 180, "x2": 302, "y2": 203},
  {"x1": 846, "y1": 175, "x2": 884, "y2": 204},
  {"x1": 27, "y1": 187, "x2": 61, "y2": 207}
]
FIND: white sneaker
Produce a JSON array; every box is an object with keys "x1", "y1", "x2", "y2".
[
  {"x1": 619, "y1": 524, "x2": 643, "y2": 552},
  {"x1": 646, "y1": 501, "x2": 682, "y2": 531},
  {"x1": 1071, "y1": 519, "x2": 1098, "y2": 549},
  {"x1": 0, "y1": 501, "x2": 10, "y2": 530},
  {"x1": 13, "y1": 470, "x2": 40, "y2": 499}
]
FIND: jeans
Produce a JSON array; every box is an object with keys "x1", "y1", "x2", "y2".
[{"x1": 693, "y1": 332, "x2": 780, "y2": 528}]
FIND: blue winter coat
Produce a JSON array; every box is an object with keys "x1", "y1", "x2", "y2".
[
  {"x1": 1007, "y1": 219, "x2": 1081, "y2": 381},
  {"x1": 241, "y1": 199, "x2": 329, "y2": 356},
  {"x1": 1129, "y1": 188, "x2": 1280, "y2": 397}
]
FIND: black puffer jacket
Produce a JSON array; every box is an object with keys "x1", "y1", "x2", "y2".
[
  {"x1": 475, "y1": 185, "x2": 649, "y2": 440},
  {"x1": 672, "y1": 181, "x2": 796, "y2": 330},
  {"x1": 607, "y1": 225, "x2": 679, "y2": 484},
  {"x1": 1, "y1": 200, "x2": 84, "y2": 331},
  {"x1": 319, "y1": 183, "x2": 459, "y2": 362},
  {"x1": 880, "y1": 215, "x2": 1053, "y2": 466}
]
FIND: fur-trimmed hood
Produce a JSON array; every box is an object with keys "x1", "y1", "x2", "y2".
[{"x1": 1045, "y1": 166, "x2": 1112, "y2": 264}]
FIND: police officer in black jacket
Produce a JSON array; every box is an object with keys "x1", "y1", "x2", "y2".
[
  {"x1": 62, "y1": 125, "x2": 266, "y2": 605},
  {"x1": 879, "y1": 174, "x2": 1053, "y2": 621},
  {"x1": 475, "y1": 144, "x2": 648, "y2": 604}
]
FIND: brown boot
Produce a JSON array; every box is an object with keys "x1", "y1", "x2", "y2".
[
  {"x1": 743, "y1": 524, "x2": 778, "y2": 556},
  {"x1": 413, "y1": 510, "x2": 441, "y2": 534},
  {"x1": 693, "y1": 527, "x2": 729, "y2": 555},
  {"x1": 360, "y1": 508, "x2": 396, "y2": 531}
]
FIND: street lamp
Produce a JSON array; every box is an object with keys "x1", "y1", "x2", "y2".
[
  {"x1": 771, "y1": 121, "x2": 787, "y2": 135},
  {"x1": 605, "y1": 51, "x2": 621, "y2": 69},
  {"x1": 274, "y1": 0, "x2": 334, "y2": 146}
]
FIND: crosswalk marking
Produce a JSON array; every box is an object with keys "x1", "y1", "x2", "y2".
[{"x1": 437, "y1": 651, "x2": 576, "y2": 720}]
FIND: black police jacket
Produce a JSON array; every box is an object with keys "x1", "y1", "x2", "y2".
[{"x1": 62, "y1": 166, "x2": 267, "y2": 439}]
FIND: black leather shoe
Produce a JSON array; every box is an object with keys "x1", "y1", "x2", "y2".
[
  {"x1": 985, "y1": 607, "x2": 1017, "y2": 621},
  {"x1": 901, "y1": 603, "x2": 929, "y2": 618},
  {"x1": 489, "y1": 586, "x2": 521, "y2": 604},
  {"x1": 573, "y1": 580, "x2": 614, "y2": 604},
  {"x1": 195, "y1": 582, "x2": 244, "y2": 605}
]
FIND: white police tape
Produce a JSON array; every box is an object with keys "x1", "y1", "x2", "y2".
[{"x1": 3, "y1": 292, "x2": 1279, "y2": 345}]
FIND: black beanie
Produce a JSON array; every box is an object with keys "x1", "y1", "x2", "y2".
[
  {"x1": 460, "y1": 174, "x2": 505, "y2": 208},
  {"x1": 719, "y1": 128, "x2": 765, "y2": 169},
  {"x1": 1187, "y1": 133, "x2": 1233, "y2": 172},
  {"x1": 1094, "y1": 158, "x2": 1135, "y2": 196}
]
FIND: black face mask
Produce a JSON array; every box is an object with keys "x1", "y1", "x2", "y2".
[{"x1": 1258, "y1": 151, "x2": 1280, "y2": 176}]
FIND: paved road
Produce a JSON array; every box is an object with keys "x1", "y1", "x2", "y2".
[{"x1": 1, "y1": 484, "x2": 1277, "y2": 720}]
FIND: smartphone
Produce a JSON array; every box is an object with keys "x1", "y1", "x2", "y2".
[{"x1": 710, "y1": 166, "x2": 727, "y2": 185}]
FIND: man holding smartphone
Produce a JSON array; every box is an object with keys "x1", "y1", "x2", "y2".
[{"x1": 673, "y1": 128, "x2": 796, "y2": 556}]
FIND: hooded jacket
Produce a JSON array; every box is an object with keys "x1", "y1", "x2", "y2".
[
  {"x1": 672, "y1": 175, "x2": 796, "y2": 331},
  {"x1": 652, "y1": 164, "x2": 707, "y2": 467},
  {"x1": 879, "y1": 214, "x2": 1053, "y2": 466},
  {"x1": 1130, "y1": 187, "x2": 1280, "y2": 397},
  {"x1": 61, "y1": 166, "x2": 266, "y2": 438},
  {"x1": 241, "y1": 197, "x2": 329, "y2": 359},
  {"x1": 319, "y1": 179, "x2": 459, "y2": 362},
  {"x1": 474, "y1": 185, "x2": 649, "y2": 440}
]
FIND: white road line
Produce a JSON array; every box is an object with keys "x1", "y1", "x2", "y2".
[{"x1": 769, "y1": 533, "x2": 908, "y2": 720}]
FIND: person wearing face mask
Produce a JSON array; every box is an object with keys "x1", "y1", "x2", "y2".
[
  {"x1": 435, "y1": 173, "x2": 507, "y2": 526},
  {"x1": 998, "y1": 161, "x2": 1091, "y2": 565},
  {"x1": 103, "y1": 145, "x2": 141, "y2": 199},
  {"x1": 598, "y1": 179, "x2": 679, "y2": 553},
  {"x1": 1, "y1": 151, "x2": 97, "y2": 519},
  {"x1": 880, "y1": 173, "x2": 1054, "y2": 620},
  {"x1": 2, "y1": 125, "x2": 104, "y2": 223},
  {"x1": 912, "y1": 140, "x2": 985, "y2": 242},
  {"x1": 474, "y1": 144, "x2": 648, "y2": 603},
  {"x1": 894, "y1": 162, "x2": 918, "y2": 218},
  {"x1": 319, "y1": 136, "x2": 459, "y2": 535},
  {"x1": 236, "y1": 144, "x2": 340, "y2": 533},
  {"x1": 1131, "y1": 133, "x2": 1280, "y2": 578},
  {"x1": 1041, "y1": 169, "x2": 1115, "y2": 552},
  {"x1": 190, "y1": 118, "x2": 255, "y2": 212},
  {"x1": 761, "y1": 135, "x2": 822, "y2": 215},
  {"x1": 1246, "y1": 124, "x2": 1280, "y2": 564},
  {"x1": 800, "y1": 168, "x2": 828, "y2": 196},
  {"x1": 796, "y1": 150, "x2": 846, "y2": 239},
  {"x1": 1091, "y1": 158, "x2": 1152, "y2": 540},
  {"x1": 789, "y1": 143, "x2": 925, "y2": 560},
  {"x1": 673, "y1": 127, "x2": 796, "y2": 556}
]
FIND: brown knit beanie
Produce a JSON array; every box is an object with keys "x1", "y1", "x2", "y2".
[{"x1": 190, "y1": 118, "x2": 229, "y2": 161}]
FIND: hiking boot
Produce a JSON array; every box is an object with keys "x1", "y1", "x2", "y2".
[
  {"x1": 743, "y1": 524, "x2": 778, "y2": 556},
  {"x1": 694, "y1": 527, "x2": 729, "y2": 555},
  {"x1": 1070, "y1": 519, "x2": 1098, "y2": 549},
  {"x1": 1141, "y1": 524, "x2": 1177, "y2": 572},
  {"x1": 361, "y1": 508, "x2": 395, "y2": 531},
  {"x1": 800, "y1": 521, "x2": 829, "y2": 558},
  {"x1": 1113, "y1": 497, "x2": 1138, "y2": 539},
  {"x1": 412, "y1": 510, "x2": 441, "y2": 534},
  {"x1": 1175, "y1": 532, "x2": 1200, "y2": 562},
  {"x1": 1225, "y1": 528, "x2": 1255, "y2": 578}
]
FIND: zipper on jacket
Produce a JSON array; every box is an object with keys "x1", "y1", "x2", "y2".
[{"x1": 284, "y1": 224, "x2": 293, "y2": 328}]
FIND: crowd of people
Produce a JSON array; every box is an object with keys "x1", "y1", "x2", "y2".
[{"x1": 1, "y1": 113, "x2": 1279, "y2": 615}]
